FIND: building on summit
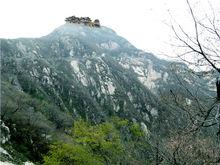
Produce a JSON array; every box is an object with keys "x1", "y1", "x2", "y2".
[{"x1": 65, "y1": 16, "x2": 100, "y2": 27}]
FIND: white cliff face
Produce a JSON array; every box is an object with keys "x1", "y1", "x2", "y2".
[
  {"x1": 163, "y1": 72, "x2": 169, "y2": 82},
  {"x1": 141, "y1": 122, "x2": 150, "y2": 137},
  {"x1": 91, "y1": 58, "x2": 116, "y2": 95},
  {"x1": 106, "y1": 80, "x2": 115, "y2": 95},
  {"x1": 119, "y1": 57, "x2": 162, "y2": 91},
  {"x1": 0, "y1": 147, "x2": 12, "y2": 158},
  {"x1": 0, "y1": 161, "x2": 15, "y2": 165},
  {"x1": 71, "y1": 60, "x2": 88, "y2": 86},
  {"x1": 138, "y1": 60, "x2": 161, "y2": 90},
  {"x1": 127, "y1": 92, "x2": 133, "y2": 102},
  {"x1": 119, "y1": 61, "x2": 130, "y2": 69},
  {"x1": 99, "y1": 41, "x2": 120, "y2": 50},
  {"x1": 185, "y1": 98, "x2": 192, "y2": 105}
]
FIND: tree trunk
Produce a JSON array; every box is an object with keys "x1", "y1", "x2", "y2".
[{"x1": 216, "y1": 79, "x2": 220, "y2": 100}]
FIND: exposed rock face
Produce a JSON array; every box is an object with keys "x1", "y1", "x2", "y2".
[
  {"x1": 65, "y1": 16, "x2": 100, "y2": 27},
  {"x1": 2, "y1": 23, "x2": 214, "y2": 129},
  {"x1": 0, "y1": 120, "x2": 10, "y2": 144},
  {"x1": 1, "y1": 23, "x2": 214, "y2": 125}
]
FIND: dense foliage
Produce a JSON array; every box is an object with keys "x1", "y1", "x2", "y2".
[{"x1": 43, "y1": 119, "x2": 151, "y2": 165}]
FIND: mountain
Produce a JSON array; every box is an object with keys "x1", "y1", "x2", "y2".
[
  {"x1": 1, "y1": 23, "x2": 218, "y2": 164},
  {"x1": 1, "y1": 23, "x2": 170, "y2": 123}
]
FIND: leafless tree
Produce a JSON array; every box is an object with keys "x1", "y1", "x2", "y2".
[
  {"x1": 170, "y1": 0, "x2": 220, "y2": 74},
  {"x1": 169, "y1": 0, "x2": 220, "y2": 132},
  {"x1": 155, "y1": 3, "x2": 220, "y2": 161}
]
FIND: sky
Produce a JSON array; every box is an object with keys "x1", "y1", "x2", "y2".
[{"x1": 0, "y1": 0, "x2": 219, "y2": 58}]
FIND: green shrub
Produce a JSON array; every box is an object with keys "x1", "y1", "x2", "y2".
[
  {"x1": 43, "y1": 120, "x2": 124, "y2": 165},
  {"x1": 43, "y1": 142, "x2": 103, "y2": 165},
  {"x1": 130, "y1": 123, "x2": 144, "y2": 139}
]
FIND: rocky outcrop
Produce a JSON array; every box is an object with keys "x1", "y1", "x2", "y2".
[
  {"x1": 65, "y1": 16, "x2": 100, "y2": 27},
  {"x1": 0, "y1": 120, "x2": 10, "y2": 144}
]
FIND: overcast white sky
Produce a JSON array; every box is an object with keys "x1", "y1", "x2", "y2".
[{"x1": 0, "y1": 0, "x2": 219, "y2": 58}]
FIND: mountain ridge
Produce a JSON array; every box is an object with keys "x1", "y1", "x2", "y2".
[{"x1": 1, "y1": 23, "x2": 217, "y2": 164}]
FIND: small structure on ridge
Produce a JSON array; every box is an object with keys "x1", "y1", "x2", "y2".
[{"x1": 65, "y1": 16, "x2": 100, "y2": 27}]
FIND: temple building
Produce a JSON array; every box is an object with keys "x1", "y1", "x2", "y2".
[{"x1": 65, "y1": 16, "x2": 100, "y2": 27}]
